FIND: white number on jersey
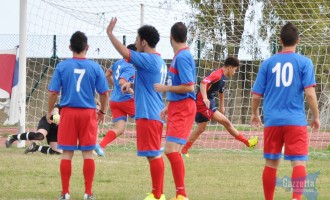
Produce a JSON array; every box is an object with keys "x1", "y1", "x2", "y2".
[
  {"x1": 272, "y1": 62, "x2": 293, "y2": 87},
  {"x1": 74, "y1": 69, "x2": 86, "y2": 92},
  {"x1": 160, "y1": 64, "x2": 167, "y2": 85},
  {"x1": 115, "y1": 65, "x2": 122, "y2": 80}
]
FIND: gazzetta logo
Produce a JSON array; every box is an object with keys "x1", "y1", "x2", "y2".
[{"x1": 276, "y1": 171, "x2": 320, "y2": 200}]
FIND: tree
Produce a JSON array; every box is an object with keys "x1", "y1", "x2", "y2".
[
  {"x1": 182, "y1": 0, "x2": 330, "y2": 124},
  {"x1": 186, "y1": 0, "x2": 249, "y2": 60}
]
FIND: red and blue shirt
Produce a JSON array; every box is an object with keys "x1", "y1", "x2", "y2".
[
  {"x1": 197, "y1": 68, "x2": 227, "y2": 101},
  {"x1": 166, "y1": 47, "x2": 196, "y2": 101},
  {"x1": 252, "y1": 52, "x2": 316, "y2": 127},
  {"x1": 49, "y1": 58, "x2": 109, "y2": 108},
  {"x1": 128, "y1": 50, "x2": 166, "y2": 122},
  {"x1": 109, "y1": 59, "x2": 135, "y2": 102}
]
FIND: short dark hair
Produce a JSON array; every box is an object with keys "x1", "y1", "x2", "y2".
[
  {"x1": 280, "y1": 22, "x2": 299, "y2": 46},
  {"x1": 171, "y1": 22, "x2": 187, "y2": 43},
  {"x1": 70, "y1": 31, "x2": 88, "y2": 54},
  {"x1": 138, "y1": 25, "x2": 160, "y2": 48},
  {"x1": 127, "y1": 44, "x2": 137, "y2": 51},
  {"x1": 224, "y1": 56, "x2": 240, "y2": 67}
]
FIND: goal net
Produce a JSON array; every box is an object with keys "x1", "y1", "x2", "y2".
[{"x1": 16, "y1": 0, "x2": 330, "y2": 153}]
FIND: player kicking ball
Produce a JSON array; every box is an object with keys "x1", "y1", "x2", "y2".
[{"x1": 181, "y1": 56, "x2": 258, "y2": 157}]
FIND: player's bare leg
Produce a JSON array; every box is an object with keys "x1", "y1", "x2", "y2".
[
  {"x1": 212, "y1": 110, "x2": 258, "y2": 148},
  {"x1": 96, "y1": 120, "x2": 126, "y2": 156},
  {"x1": 181, "y1": 122, "x2": 207, "y2": 155}
]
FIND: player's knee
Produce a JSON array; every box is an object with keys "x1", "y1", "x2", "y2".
[
  {"x1": 197, "y1": 126, "x2": 206, "y2": 133},
  {"x1": 30, "y1": 132, "x2": 45, "y2": 140},
  {"x1": 220, "y1": 119, "x2": 231, "y2": 128}
]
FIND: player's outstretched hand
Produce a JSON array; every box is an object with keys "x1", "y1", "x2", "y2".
[
  {"x1": 107, "y1": 17, "x2": 117, "y2": 36},
  {"x1": 154, "y1": 83, "x2": 167, "y2": 92},
  {"x1": 251, "y1": 114, "x2": 263, "y2": 128}
]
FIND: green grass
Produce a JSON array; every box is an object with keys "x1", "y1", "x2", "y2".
[{"x1": 0, "y1": 146, "x2": 330, "y2": 200}]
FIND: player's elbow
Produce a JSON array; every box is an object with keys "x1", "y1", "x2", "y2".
[
  {"x1": 185, "y1": 85, "x2": 194, "y2": 92},
  {"x1": 252, "y1": 94, "x2": 262, "y2": 101}
]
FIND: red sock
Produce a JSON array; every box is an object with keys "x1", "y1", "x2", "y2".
[
  {"x1": 292, "y1": 165, "x2": 306, "y2": 200},
  {"x1": 99, "y1": 130, "x2": 117, "y2": 148},
  {"x1": 263, "y1": 166, "x2": 277, "y2": 200},
  {"x1": 60, "y1": 159, "x2": 72, "y2": 195},
  {"x1": 83, "y1": 159, "x2": 95, "y2": 195},
  {"x1": 235, "y1": 133, "x2": 249, "y2": 147},
  {"x1": 182, "y1": 142, "x2": 193, "y2": 154},
  {"x1": 149, "y1": 157, "x2": 164, "y2": 199},
  {"x1": 166, "y1": 152, "x2": 186, "y2": 197}
]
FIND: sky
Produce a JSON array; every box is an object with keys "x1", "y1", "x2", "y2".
[
  {"x1": 0, "y1": 0, "x2": 20, "y2": 34},
  {"x1": 0, "y1": 0, "x2": 191, "y2": 59},
  {"x1": 0, "y1": 0, "x2": 271, "y2": 60}
]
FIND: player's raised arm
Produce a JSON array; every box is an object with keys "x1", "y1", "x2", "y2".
[{"x1": 106, "y1": 17, "x2": 130, "y2": 60}]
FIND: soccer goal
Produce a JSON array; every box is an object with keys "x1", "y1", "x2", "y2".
[{"x1": 18, "y1": 0, "x2": 330, "y2": 153}]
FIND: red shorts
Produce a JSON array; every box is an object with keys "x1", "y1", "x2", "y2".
[
  {"x1": 166, "y1": 98, "x2": 196, "y2": 144},
  {"x1": 264, "y1": 126, "x2": 308, "y2": 161},
  {"x1": 110, "y1": 99, "x2": 135, "y2": 122},
  {"x1": 136, "y1": 119, "x2": 163, "y2": 157},
  {"x1": 57, "y1": 107, "x2": 98, "y2": 151}
]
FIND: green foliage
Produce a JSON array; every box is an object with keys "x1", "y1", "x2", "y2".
[{"x1": 186, "y1": 0, "x2": 249, "y2": 57}]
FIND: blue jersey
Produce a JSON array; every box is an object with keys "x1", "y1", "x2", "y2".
[
  {"x1": 110, "y1": 59, "x2": 135, "y2": 102},
  {"x1": 252, "y1": 52, "x2": 316, "y2": 127},
  {"x1": 166, "y1": 47, "x2": 196, "y2": 101},
  {"x1": 128, "y1": 50, "x2": 166, "y2": 122},
  {"x1": 49, "y1": 58, "x2": 109, "y2": 108}
]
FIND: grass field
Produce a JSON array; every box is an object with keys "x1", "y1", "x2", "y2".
[{"x1": 0, "y1": 145, "x2": 330, "y2": 200}]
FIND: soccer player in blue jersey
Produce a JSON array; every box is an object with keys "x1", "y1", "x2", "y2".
[
  {"x1": 47, "y1": 31, "x2": 109, "y2": 200},
  {"x1": 94, "y1": 44, "x2": 136, "y2": 157},
  {"x1": 181, "y1": 57, "x2": 258, "y2": 156},
  {"x1": 107, "y1": 18, "x2": 167, "y2": 200},
  {"x1": 251, "y1": 22, "x2": 320, "y2": 200},
  {"x1": 154, "y1": 22, "x2": 195, "y2": 200}
]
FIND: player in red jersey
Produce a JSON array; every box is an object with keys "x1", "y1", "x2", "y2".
[
  {"x1": 181, "y1": 56, "x2": 258, "y2": 156},
  {"x1": 48, "y1": 31, "x2": 109, "y2": 200}
]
